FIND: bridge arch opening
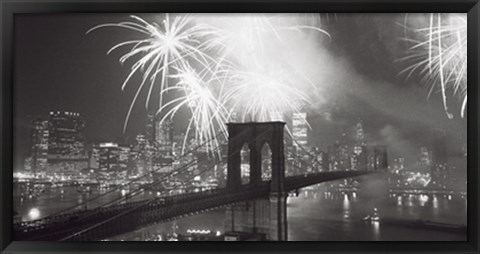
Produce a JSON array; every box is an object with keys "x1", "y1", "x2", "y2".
[
  {"x1": 261, "y1": 142, "x2": 272, "y2": 181},
  {"x1": 240, "y1": 143, "x2": 250, "y2": 185}
]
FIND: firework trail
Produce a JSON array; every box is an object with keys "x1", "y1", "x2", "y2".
[
  {"x1": 204, "y1": 14, "x2": 331, "y2": 69},
  {"x1": 158, "y1": 65, "x2": 230, "y2": 155},
  {"x1": 87, "y1": 14, "x2": 222, "y2": 132},
  {"x1": 220, "y1": 65, "x2": 312, "y2": 122},
  {"x1": 399, "y1": 13, "x2": 467, "y2": 118},
  {"x1": 202, "y1": 14, "x2": 330, "y2": 122},
  {"x1": 89, "y1": 14, "x2": 330, "y2": 153}
]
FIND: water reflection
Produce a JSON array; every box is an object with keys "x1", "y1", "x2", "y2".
[
  {"x1": 13, "y1": 183, "x2": 467, "y2": 241},
  {"x1": 343, "y1": 193, "x2": 350, "y2": 211},
  {"x1": 419, "y1": 194, "x2": 429, "y2": 207},
  {"x1": 433, "y1": 195, "x2": 439, "y2": 209},
  {"x1": 371, "y1": 221, "x2": 380, "y2": 241}
]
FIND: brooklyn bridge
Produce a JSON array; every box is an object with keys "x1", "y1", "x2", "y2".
[{"x1": 14, "y1": 122, "x2": 384, "y2": 241}]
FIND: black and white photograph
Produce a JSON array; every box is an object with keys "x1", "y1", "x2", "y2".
[{"x1": 12, "y1": 13, "x2": 467, "y2": 241}]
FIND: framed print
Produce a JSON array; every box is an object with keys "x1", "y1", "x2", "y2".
[{"x1": 1, "y1": 0, "x2": 479, "y2": 253}]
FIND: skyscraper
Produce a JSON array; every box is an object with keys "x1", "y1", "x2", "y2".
[
  {"x1": 47, "y1": 111, "x2": 86, "y2": 160},
  {"x1": 328, "y1": 140, "x2": 351, "y2": 171},
  {"x1": 351, "y1": 145, "x2": 367, "y2": 171},
  {"x1": 28, "y1": 117, "x2": 49, "y2": 174},
  {"x1": 353, "y1": 120, "x2": 365, "y2": 144},
  {"x1": 431, "y1": 130, "x2": 449, "y2": 189},
  {"x1": 37, "y1": 111, "x2": 89, "y2": 178},
  {"x1": 419, "y1": 146, "x2": 432, "y2": 172},
  {"x1": 292, "y1": 112, "x2": 308, "y2": 148},
  {"x1": 155, "y1": 119, "x2": 173, "y2": 157},
  {"x1": 98, "y1": 142, "x2": 130, "y2": 183},
  {"x1": 351, "y1": 120, "x2": 367, "y2": 171},
  {"x1": 372, "y1": 145, "x2": 388, "y2": 172},
  {"x1": 131, "y1": 133, "x2": 153, "y2": 177},
  {"x1": 146, "y1": 111, "x2": 156, "y2": 143}
]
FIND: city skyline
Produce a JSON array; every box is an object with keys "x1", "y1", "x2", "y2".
[
  {"x1": 13, "y1": 13, "x2": 467, "y2": 242},
  {"x1": 20, "y1": 108, "x2": 465, "y2": 190},
  {"x1": 14, "y1": 14, "x2": 466, "y2": 170}
]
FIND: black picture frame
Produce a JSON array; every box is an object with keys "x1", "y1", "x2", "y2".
[{"x1": 1, "y1": 0, "x2": 479, "y2": 253}]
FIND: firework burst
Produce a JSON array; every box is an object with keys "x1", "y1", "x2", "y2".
[
  {"x1": 204, "y1": 14, "x2": 331, "y2": 68},
  {"x1": 159, "y1": 66, "x2": 230, "y2": 155},
  {"x1": 221, "y1": 66, "x2": 312, "y2": 122},
  {"x1": 87, "y1": 14, "x2": 222, "y2": 131},
  {"x1": 204, "y1": 14, "x2": 330, "y2": 122},
  {"x1": 400, "y1": 13, "x2": 467, "y2": 118},
  {"x1": 89, "y1": 14, "x2": 330, "y2": 154}
]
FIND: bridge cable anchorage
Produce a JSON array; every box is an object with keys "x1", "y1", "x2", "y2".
[
  {"x1": 59, "y1": 128, "x2": 273, "y2": 241},
  {"x1": 19, "y1": 131, "x2": 227, "y2": 225}
]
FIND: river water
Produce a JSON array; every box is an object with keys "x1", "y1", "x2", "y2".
[{"x1": 13, "y1": 182, "x2": 467, "y2": 241}]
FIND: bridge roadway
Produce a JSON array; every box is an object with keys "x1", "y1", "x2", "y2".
[{"x1": 14, "y1": 171, "x2": 368, "y2": 241}]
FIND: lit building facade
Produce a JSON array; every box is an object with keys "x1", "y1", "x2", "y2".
[
  {"x1": 372, "y1": 145, "x2": 388, "y2": 172},
  {"x1": 431, "y1": 130, "x2": 450, "y2": 189},
  {"x1": 28, "y1": 117, "x2": 49, "y2": 175},
  {"x1": 146, "y1": 111, "x2": 156, "y2": 143},
  {"x1": 292, "y1": 112, "x2": 308, "y2": 148},
  {"x1": 47, "y1": 111, "x2": 86, "y2": 160},
  {"x1": 98, "y1": 142, "x2": 130, "y2": 183},
  {"x1": 155, "y1": 119, "x2": 173, "y2": 158}
]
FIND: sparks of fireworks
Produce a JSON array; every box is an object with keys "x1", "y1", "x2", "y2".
[
  {"x1": 221, "y1": 66, "x2": 312, "y2": 122},
  {"x1": 399, "y1": 13, "x2": 467, "y2": 118},
  {"x1": 205, "y1": 14, "x2": 331, "y2": 70},
  {"x1": 89, "y1": 14, "x2": 330, "y2": 155},
  {"x1": 87, "y1": 14, "x2": 222, "y2": 132},
  {"x1": 158, "y1": 66, "x2": 230, "y2": 155},
  {"x1": 203, "y1": 14, "x2": 330, "y2": 123}
]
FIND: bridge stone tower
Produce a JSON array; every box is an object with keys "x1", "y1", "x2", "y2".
[{"x1": 224, "y1": 122, "x2": 288, "y2": 241}]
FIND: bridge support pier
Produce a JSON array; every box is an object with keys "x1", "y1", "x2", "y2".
[
  {"x1": 268, "y1": 192, "x2": 288, "y2": 241},
  {"x1": 225, "y1": 122, "x2": 287, "y2": 241},
  {"x1": 224, "y1": 193, "x2": 288, "y2": 241}
]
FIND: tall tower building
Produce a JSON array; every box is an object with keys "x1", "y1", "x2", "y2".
[
  {"x1": 372, "y1": 145, "x2": 388, "y2": 172},
  {"x1": 155, "y1": 119, "x2": 173, "y2": 157},
  {"x1": 146, "y1": 111, "x2": 156, "y2": 143},
  {"x1": 98, "y1": 142, "x2": 130, "y2": 183},
  {"x1": 354, "y1": 120, "x2": 365, "y2": 144},
  {"x1": 292, "y1": 112, "x2": 308, "y2": 148},
  {"x1": 419, "y1": 146, "x2": 432, "y2": 172},
  {"x1": 47, "y1": 111, "x2": 86, "y2": 160},
  {"x1": 29, "y1": 117, "x2": 49, "y2": 174},
  {"x1": 431, "y1": 130, "x2": 449, "y2": 189},
  {"x1": 352, "y1": 120, "x2": 367, "y2": 171}
]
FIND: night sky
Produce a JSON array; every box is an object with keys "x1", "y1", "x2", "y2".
[{"x1": 13, "y1": 13, "x2": 467, "y2": 170}]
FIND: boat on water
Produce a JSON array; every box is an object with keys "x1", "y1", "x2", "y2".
[{"x1": 363, "y1": 207, "x2": 380, "y2": 222}]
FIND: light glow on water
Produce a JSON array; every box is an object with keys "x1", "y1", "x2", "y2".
[
  {"x1": 433, "y1": 196, "x2": 439, "y2": 209},
  {"x1": 343, "y1": 194, "x2": 350, "y2": 210},
  {"x1": 419, "y1": 194, "x2": 429, "y2": 207},
  {"x1": 372, "y1": 221, "x2": 380, "y2": 240},
  {"x1": 28, "y1": 207, "x2": 40, "y2": 220}
]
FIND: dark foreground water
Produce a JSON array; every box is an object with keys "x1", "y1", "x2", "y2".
[{"x1": 14, "y1": 183, "x2": 467, "y2": 241}]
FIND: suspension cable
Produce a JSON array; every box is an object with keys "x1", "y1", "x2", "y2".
[
  {"x1": 60, "y1": 128, "x2": 271, "y2": 241},
  {"x1": 28, "y1": 131, "x2": 228, "y2": 220}
]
